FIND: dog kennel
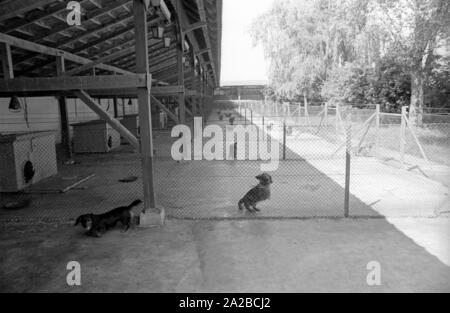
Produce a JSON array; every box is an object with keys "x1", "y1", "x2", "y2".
[
  {"x1": 120, "y1": 114, "x2": 140, "y2": 138},
  {"x1": 0, "y1": 131, "x2": 57, "y2": 192},
  {"x1": 72, "y1": 120, "x2": 121, "y2": 153}
]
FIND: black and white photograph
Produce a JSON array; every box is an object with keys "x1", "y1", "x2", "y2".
[{"x1": 0, "y1": 0, "x2": 449, "y2": 298}]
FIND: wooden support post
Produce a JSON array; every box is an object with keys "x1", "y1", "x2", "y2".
[
  {"x1": 0, "y1": 42, "x2": 14, "y2": 79},
  {"x1": 175, "y1": 1, "x2": 185, "y2": 124},
  {"x1": 113, "y1": 96, "x2": 119, "y2": 118},
  {"x1": 55, "y1": 56, "x2": 73, "y2": 162},
  {"x1": 191, "y1": 51, "x2": 197, "y2": 116},
  {"x1": 400, "y1": 106, "x2": 407, "y2": 166},
  {"x1": 133, "y1": 0, "x2": 157, "y2": 215}
]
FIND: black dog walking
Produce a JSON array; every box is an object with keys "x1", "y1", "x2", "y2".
[{"x1": 75, "y1": 200, "x2": 142, "y2": 237}]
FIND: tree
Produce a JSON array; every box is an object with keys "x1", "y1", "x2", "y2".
[
  {"x1": 251, "y1": 0, "x2": 450, "y2": 121},
  {"x1": 374, "y1": 0, "x2": 450, "y2": 124}
]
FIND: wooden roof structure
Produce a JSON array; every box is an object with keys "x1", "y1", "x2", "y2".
[
  {"x1": 0, "y1": 0, "x2": 222, "y2": 94},
  {"x1": 0, "y1": 0, "x2": 223, "y2": 213}
]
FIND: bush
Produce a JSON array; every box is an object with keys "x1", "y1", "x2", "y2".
[{"x1": 321, "y1": 56, "x2": 411, "y2": 112}]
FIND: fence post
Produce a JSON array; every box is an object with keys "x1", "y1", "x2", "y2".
[
  {"x1": 336, "y1": 103, "x2": 340, "y2": 133},
  {"x1": 375, "y1": 104, "x2": 380, "y2": 157},
  {"x1": 324, "y1": 102, "x2": 328, "y2": 126},
  {"x1": 244, "y1": 108, "x2": 247, "y2": 126},
  {"x1": 400, "y1": 106, "x2": 407, "y2": 166},
  {"x1": 251, "y1": 110, "x2": 253, "y2": 125},
  {"x1": 283, "y1": 122, "x2": 287, "y2": 160},
  {"x1": 344, "y1": 111, "x2": 352, "y2": 218}
]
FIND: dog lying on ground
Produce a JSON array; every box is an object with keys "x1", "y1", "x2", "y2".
[
  {"x1": 75, "y1": 200, "x2": 142, "y2": 237},
  {"x1": 238, "y1": 173, "x2": 273, "y2": 213}
]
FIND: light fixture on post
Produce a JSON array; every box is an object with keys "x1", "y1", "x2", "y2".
[
  {"x1": 151, "y1": 24, "x2": 164, "y2": 39},
  {"x1": 8, "y1": 95, "x2": 22, "y2": 112},
  {"x1": 163, "y1": 37, "x2": 171, "y2": 48}
]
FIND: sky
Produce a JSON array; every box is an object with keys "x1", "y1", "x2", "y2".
[{"x1": 220, "y1": 0, "x2": 273, "y2": 86}]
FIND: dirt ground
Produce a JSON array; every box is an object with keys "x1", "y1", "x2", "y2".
[{"x1": 1, "y1": 219, "x2": 449, "y2": 293}]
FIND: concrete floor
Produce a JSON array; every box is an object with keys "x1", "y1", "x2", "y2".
[{"x1": 1, "y1": 219, "x2": 449, "y2": 292}]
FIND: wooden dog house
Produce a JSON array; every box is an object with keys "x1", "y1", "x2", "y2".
[
  {"x1": 0, "y1": 131, "x2": 57, "y2": 192},
  {"x1": 120, "y1": 114, "x2": 140, "y2": 138},
  {"x1": 72, "y1": 120, "x2": 120, "y2": 153}
]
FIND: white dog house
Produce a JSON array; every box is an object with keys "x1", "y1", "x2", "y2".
[
  {"x1": 72, "y1": 120, "x2": 120, "y2": 153},
  {"x1": 0, "y1": 131, "x2": 57, "y2": 192}
]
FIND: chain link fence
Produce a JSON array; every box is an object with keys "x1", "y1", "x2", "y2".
[{"x1": 1, "y1": 99, "x2": 449, "y2": 222}]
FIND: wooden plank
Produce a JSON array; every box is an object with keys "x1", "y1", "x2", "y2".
[
  {"x1": 74, "y1": 90, "x2": 139, "y2": 150},
  {"x1": 195, "y1": 0, "x2": 218, "y2": 85},
  {"x1": 0, "y1": 33, "x2": 132, "y2": 75},
  {"x1": 195, "y1": 48, "x2": 210, "y2": 56},
  {"x1": 183, "y1": 21, "x2": 207, "y2": 34},
  {"x1": 63, "y1": 47, "x2": 135, "y2": 77},
  {"x1": 0, "y1": 42, "x2": 14, "y2": 78},
  {"x1": 0, "y1": 85, "x2": 185, "y2": 98},
  {"x1": 151, "y1": 96, "x2": 179, "y2": 123},
  {"x1": 134, "y1": 0, "x2": 156, "y2": 210},
  {"x1": 190, "y1": 50, "x2": 197, "y2": 115},
  {"x1": 1, "y1": 0, "x2": 128, "y2": 34},
  {"x1": 0, "y1": 0, "x2": 55, "y2": 22},
  {"x1": 0, "y1": 74, "x2": 151, "y2": 92},
  {"x1": 175, "y1": 0, "x2": 186, "y2": 124}
]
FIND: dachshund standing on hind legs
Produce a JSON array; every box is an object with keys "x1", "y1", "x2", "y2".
[{"x1": 238, "y1": 173, "x2": 273, "y2": 213}]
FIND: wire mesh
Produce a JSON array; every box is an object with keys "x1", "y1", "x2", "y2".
[{"x1": 1, "y1": 100, "x2": 449, "y2": 222}]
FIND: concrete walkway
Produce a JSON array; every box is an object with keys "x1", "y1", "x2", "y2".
[
  {"x1": 248, "y1": 111, "x2": 450, "y2": 266},
  {"x1": 1, "y1": 219, "x2": 449, "y2": 292}
]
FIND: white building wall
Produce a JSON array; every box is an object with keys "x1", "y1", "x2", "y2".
[{"x1": 0, "y1": 97, "x2": 139, "y2": 143}]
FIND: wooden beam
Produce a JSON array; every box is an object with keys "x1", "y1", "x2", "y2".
[
  {"x1": 0, "y1": 0, "x2": 55, "y2": 22},
  {"x1": 190, "y1": 50, "x2": 197, "y2": 115},
  {"x1": 134, "y1": 0, "x2": 156, "y2": 210},
  {"x1": 0, "y1": 33, "x2": 132, "y2": 75},
  {"x1": 0, "y1": 42, "x2": 14, "y2": 78},
  {"x1": 0, "y1": 85, "x2": 184, "y2": 98},
  {"x1": 151, "y1": 96, "x2": 179, "y2": 123},
  {"x1": 1, "y1": 0, "x2": 128, "y2": 34},
  {"x1": 56, "y1": 55, "x2": 73, "y2": 161},
  {"x1": 175, "y1": 2, "x2": 216, "y2": 86},
  {"x1": 195, "y1": 48, "x2": 210, "y2": 56},
  {"x1": 175, "y1": 0, "x2": 186, "y2": 123},
  {"x1": 183, "y1": 22, "x2": 207, "y2": 34},
  {"x1": 63, "y1": 47, "x2": 135, "y2": 77},
  {"x1": 149, "y1": 58, "x2": 177, "y2": 73},
  {"x1": 0, "y1": 74, "x2": 151, "y2": 93},
  {"x1": 195, "y1": 0, "x2": 218, "y2": 86},
  {"x1": 74, "y1": 90, "x2": 139, "y2": 150},
  {"x1": 88, "y1": 85, "x2": 184, "y2": 97},
  {"x1": 14, "y1": 18, "x2": 164, "y2": 76}
]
